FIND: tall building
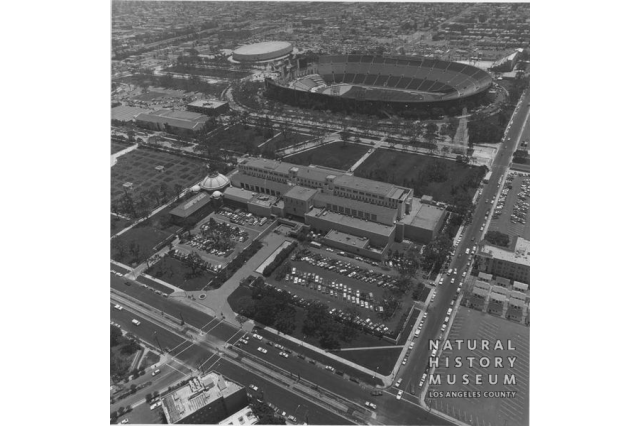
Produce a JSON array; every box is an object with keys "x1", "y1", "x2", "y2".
[
  {"x1": 477, "y1": 237, "x2": 530, "y2": 284},
  {"x1": 160, "y1": 373, "x2": 248, "y2": 424},
  {"x1": 227, "y1": 157, "x2": 445, "y2": 256}
]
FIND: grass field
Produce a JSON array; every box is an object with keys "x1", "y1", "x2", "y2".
[
  {"x1": 285, "y1": 142, "x2": 369, "y2": 171},
  {"x1": 263, "y1": 130, "x2": 314, "y2": 149},
  {"x1": 111, "y1": 148, "x2": 207, "y2": 203},
  {"x1": 112, "y1": 140, "x2": 134, "y2": 155},
  {"x1": 252, "y1": 325, "x2": 385, "y2": 387},
  {"x1": 146, "y1": 256, "x2": 215, "y2": 292},
  {"x1": 354, "y1": 148, "x2": 485, "y2": 203},
  {"x1": 427, "y1": 308, "x2": 529, "y2": 426},
  {"x1": 111, "y1": 215, "x2": 134, "y2": 236},
  {"x1": 111, "y1": 226, "x2": 173, "y2": 267},
  {"x1": 333, "y1": 347, "x2": 402, "y2": 375}
]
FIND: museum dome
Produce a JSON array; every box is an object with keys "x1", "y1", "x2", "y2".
[
  {"x1": 212, "y1": 191, "x2": 222, "y2": 199},
  {"x1": 200, "y1": 173, "x2": 230, "y2": 192}
]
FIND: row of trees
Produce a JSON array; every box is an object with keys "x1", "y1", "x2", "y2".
[
  {"x1": 112, "y1": 182, "x2": 184, "y2": 221},
  {"x1": 262, "y1": 242, "x2": 298, "y2": 277}
]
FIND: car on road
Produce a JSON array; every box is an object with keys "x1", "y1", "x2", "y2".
[
  {"x1": 462, "y1": 271, "x2": 467, "y2": 278},
  {"x1": 258, "y1": 347, "x2": 267, "y2": 354},
  {"x1": 325, "y1": 365, "x2": 336, "y2": 372},
  {"x1": 371, "y1": 390, "x2": 383, "y2": 396},
  {"x1": 253, "y1": 333, "x2": 263, "y2": 340},
  {"x1": 152, "y1": 369, "x2": 161, "y2": 376},
  {"x1": 279, "y1": 351, "x2": 289, "y2": 358},
  {"x1": 119, "y1": 420, "x2": 129, "y2": 425},
  {"x1": 113, "y1": 304, "x2": 123, "y2": 311},
  {"x1": 365, "y1": 401, "x2": 377, "y2": 410},
  {"x1": 402, "y1": 357, "x2": 408, "y2": 365},
  {"x1": 150, "y1": 402, "x2": 161, "y2": 410},
  {"x1": 441, "y1": 324, "x2": 446, "y2": 332},
  {"x1": 249, "y1": 384, "x2": 259, "y2": 391},
  {"x1": 397, "y1": 390, "x2": 404, "y2": 400},
  {"x1": 131, "y1": 319, "x2": 141, "y2": 326}
]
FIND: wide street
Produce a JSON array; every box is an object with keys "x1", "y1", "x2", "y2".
[
  {"x1": 111, "y1": 273, "x2": 453, "y2": 425},
  {"x1": 395, "y1": 90, "x2": 531, "y2": 406}
]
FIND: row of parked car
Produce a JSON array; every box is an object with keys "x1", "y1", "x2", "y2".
[
  {"x1": 295, "y1": 252, "x2": 401, "y2": 290},
  {"x1": 329, "y1": 307, "x2": 391, "y2": 336},
  {"x1": 287, "y1": 269, "x2": 380, "y2": 310},
  {"x1": 218, "y1": 208, "x2": 268, "y2": 227}
]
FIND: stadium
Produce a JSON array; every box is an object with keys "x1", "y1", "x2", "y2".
[
  {"x1": 232, "y1": 41, "x2": 293, "y2": 63},
  {"x1": 265, "y1": 54, "x2": 493, "y2": 117}
]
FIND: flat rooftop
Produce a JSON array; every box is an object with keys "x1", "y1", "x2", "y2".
[
  {"x1": 161, "y1": 374, "x2": 243, "y2": 424},
  {"x1": 111, "y1": 105, "x2": 151, "y2": 122},
  {"x1": 284, "y1": 185, "x2": 317, "y2": 201},
  {"x1": 306, "y1": 208, "x2": 395, "y2": 237},
  {"x1": 324, "y1": 229, "x2": 369, "y2": 249},
  {"x1": 170, "y1": 192, "x2": 210, "y2": 218},
  {"x1": 401, "y1": 199, "x2": 445, "y2": 231},
  {"x1": 481, "y1": 237, "x2": 530, "y2": 266}
]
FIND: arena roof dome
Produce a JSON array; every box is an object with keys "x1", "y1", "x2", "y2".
[
  {"x1": 233, "y1": 41, "x2": 293, "y2": 63},
  {"x1": 200, "y1": 173, "x2": 230, "y2": 192}
]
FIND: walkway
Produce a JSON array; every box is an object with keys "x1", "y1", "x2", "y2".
[
  {"x1": 111, "y1": 142, "x2": 138, "y2": 167},
  {"x1": 187, "y1": 232, "x2": 290, "y2": 328}
]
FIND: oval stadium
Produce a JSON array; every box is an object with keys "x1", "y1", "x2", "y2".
[
  {"x1": 232, "y1": 41, "x2": 293, "y2": 63},
  {"x1": 265, "y1": 54, "x2": 493, "y2": 117}
]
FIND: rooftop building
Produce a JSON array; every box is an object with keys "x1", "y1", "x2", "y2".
[{"x1": 161, "y1": 373, "x2": 248, "y2": 424}]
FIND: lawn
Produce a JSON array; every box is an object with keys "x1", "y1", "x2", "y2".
[
  {"x1": 112, "y1": 140, "x2": 134, "y2": 155},
  {"x1": 263, "y1": 130, "x2": 314, "y2": 150},
  {"x1": 206, "y1": 124, "x2": 271, "y2": 155},
  {"x1": 111, "y1": 215, "x2": 134, "y2": 236},
  {"x1": 397, "y1": 308, "x2": 420, "y2": 345},
  {"x1": 354, "y1": 148, "x2": 486, "y2": 203},
  {"x1": 252, "y1": 325, "x2": 384, "y2": 387},
  {"x1": 146, "y1": 256, "x2": 217, "y2": 292},
  {"x1": 333, "y1": 347, "x2": 403, "y2": 375},
  {"x1": 136, "y1": 274, "x2": 175, "y2": 295},
  {"x1": 111, "y1": 147, "x2": 207, "y2": 203},
  {"x1": 111, "y1": 225, "x2": 173, "y2": 268},
  {"x1": 285, "y1": 142, "x2": 370, "y2": 171},
  {"x1": 139, "y1": 351, "x2": 161, "y2": 370}
]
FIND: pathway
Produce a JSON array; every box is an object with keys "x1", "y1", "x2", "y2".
[
  {"x1": 187, "y1": 232, "x2": 290, "y2": 327},
  {"x1": 111, "y1": 143, "x2": 138, "y2": 167}
]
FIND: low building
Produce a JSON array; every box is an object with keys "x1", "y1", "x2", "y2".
[
  {"x1": 477, "y1": 237, "x2": 530, "y2": 284},
  {"x1": 111, "y1": 105, "x2": 151, "y2": 124},
  {"x1": 187, "y1": 99, "x2": 230, "y2": 116},
  {"x1": 218, "y1": 406, "x2": 258, "y2": 426},
  {"x1": 169, "y1": 192, "x2": 211, "y2": 224},
  {"x1": 160, "y1": 373, "x2": 248, "y2": 424},
  {"x1": 135, "y1": 109, "x2": 213, "y2": 136},
  {"x1": 398, "y1": 199, "x2": 446, "y2": 244}
]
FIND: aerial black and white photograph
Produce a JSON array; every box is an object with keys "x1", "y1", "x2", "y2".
[{"x1": 109, "y1": 2, "x2": 530, "y2": 425}]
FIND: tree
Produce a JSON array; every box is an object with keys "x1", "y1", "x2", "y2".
[
  {"x1": 111, "y1": 324, "x2": 123, "y2": 347},
  {"x1": 173, "y1": 183, "x2": 184, "y2": 201},
  {"x1": 485, "y1": 231, "x2": 510, "y2": 248},
  {"x1": 111, "y1": 237, "x2": 127, "y2": 260}
]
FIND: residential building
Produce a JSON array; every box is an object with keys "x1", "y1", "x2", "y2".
[{"x1": 477, "y1": 237, "x2": 530, "y2": 284}]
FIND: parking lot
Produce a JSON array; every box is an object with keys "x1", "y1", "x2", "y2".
[
  {"x1": 265, "y1": 249, "x2": 415, "y2": 340},
  {"x1": 488, "y1": 171, "x2": 530, "y2": 242},
  {"x1": 172, "y1": 208, "x2": 264, "y2": 270}
]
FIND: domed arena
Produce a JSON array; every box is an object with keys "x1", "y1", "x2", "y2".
[
  {"x1": 232, "y1": 41, "x2": 293, "y2": 63},
  {"x1": 200, "y1": 173, "x2": 230, "y2": 193}
]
